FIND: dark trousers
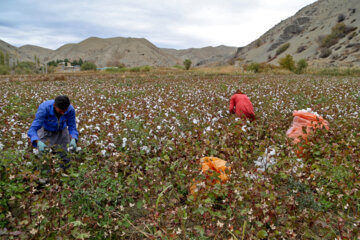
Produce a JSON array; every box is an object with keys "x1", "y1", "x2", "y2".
[{"x1": 37, "y1": 127, "x2": 71, "y2": 169}]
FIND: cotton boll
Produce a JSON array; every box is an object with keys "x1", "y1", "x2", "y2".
[
  {"x1": 241, "y1": 125, "x2": 247, "y2": 132},
  {"x1": 122, "y1": 138, "x2": 127, "y2": 148},
  {"x1": 101, "y1": 150, "x2": 106, "y2": 156}
]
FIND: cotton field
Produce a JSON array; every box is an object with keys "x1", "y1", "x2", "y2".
[{"x1": 0, "y1": 71, "x2": 359, "y2": 239}]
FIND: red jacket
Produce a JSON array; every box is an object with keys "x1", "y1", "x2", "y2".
[{"x1": 229, "y1": 94, "x2": 255, "y2": 121}]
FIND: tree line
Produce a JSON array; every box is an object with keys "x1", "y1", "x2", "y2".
[{"x1": 0, "y1": 49, "x2": 99, "y2": 75}]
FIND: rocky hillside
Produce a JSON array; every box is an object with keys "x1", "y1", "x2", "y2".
[
  {"x1": 162, "y1": 45, "x2": 237, "y2": 66},
  {"x1": 233, "y1": 0, "x2": 360, "y2": 67}
]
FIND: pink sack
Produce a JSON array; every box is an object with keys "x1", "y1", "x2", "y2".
[{"x1": 286, "y1": 110, "x2": 329, "y2": 145}]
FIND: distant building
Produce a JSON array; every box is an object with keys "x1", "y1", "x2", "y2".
[{"x1": 57, "y1": 62, "x2": 80, "y2": 72}]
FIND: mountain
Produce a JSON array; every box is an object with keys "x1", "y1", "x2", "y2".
[
  {"x1": 40, "y1": 37, "x2": 181, "y2": 67},
  {"x1": 0, "y1": 37, "x2": 237, "y2": 68},
  {"x1": 3, "y1": 0, "x2": 360, "y2": 70},
  {"x1": 233, "y1": 0, "x2": 360, "y2": 67},
  {"x1": 18, "y1": 45, "x2": 53, "y2": 62},
  {"x1": 0, "y1": 37, "x2": 181, "y2": 68},
  {"x1": 162, "y1": 45, "x2": 237, "y2": 66}
]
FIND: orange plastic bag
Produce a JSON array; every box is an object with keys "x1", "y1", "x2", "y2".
[
  {"x1": 190, "y1": 157, "x2": 231, "y2": 197},
  {"x1": 286, "y1": 110, "x2": 329, "y2": 157}
]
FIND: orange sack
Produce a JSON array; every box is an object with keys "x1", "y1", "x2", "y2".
[
  {"x1": 286, "y1": 110, "x2": 329, "y2": 157},
  {"x1": 190, "y1": 157, "x2": 231, "y2": 197},
  {"x1": 286, "y1": 110, "x2": 329, "y2": 144}
]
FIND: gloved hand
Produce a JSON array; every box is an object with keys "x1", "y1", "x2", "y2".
[
  {"x1": 70, "y1": 138, "x2": 77, "y2": 149},
  {"x1": 37, "y1": 140, "x2": 47, "y2": 152}
]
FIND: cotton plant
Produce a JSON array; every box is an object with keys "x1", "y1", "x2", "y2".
[
  {"x1": 297, "y1": 108, "x2": 320, "y2": 117},
  {"x1": 254, "y1": 146, "x2": 278, "y2": 172}
]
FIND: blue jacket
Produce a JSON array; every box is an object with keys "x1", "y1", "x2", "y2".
[{"x1": 28, "y1": 100, "x2": 79, "y2": 147}]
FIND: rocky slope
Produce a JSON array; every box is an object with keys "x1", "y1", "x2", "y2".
[{"x1": 233, "y1": 0, "x2": 360, "y2": 67}]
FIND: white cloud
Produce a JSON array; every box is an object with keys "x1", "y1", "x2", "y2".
[{"x1": 0, "y1": 0, "x2": 317, "y2": 49}]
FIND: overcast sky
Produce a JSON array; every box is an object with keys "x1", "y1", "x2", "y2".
[{"x1": 0, "y1": 0, "x2": 317, "y2": 50}]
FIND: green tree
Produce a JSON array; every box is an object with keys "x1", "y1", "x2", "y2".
[
  {"x1": 183, "y1": 59, "x2": 192, "y2": 70},
  {"x1": 247, "y1": 62, "x2": 260, "y2": 73},
  {"x1": 81, "y1": 62, "x2": 97, "y2": 71},
  {"x1": 71, "y1": 59, "x2": 78, "y2": 66},
  {"x1": 47, "y1": 60, "x2": 58, "y2": 67},
  {"x1": 276, "y1": 43, "x2": 290, "y2": 56},
  {"x1": 79, "y1": 58, "x2": 83, "y2": 66},
  {"x1": 14, "y1": 61, "x2": 36, "y2": 74},
  {"x1": 34, "y1": 55, "x2": 40, "y2": 67},
  {"x1": 278, "y1": 54, "x2": 295, "y2": 72},
  {"x1": 0, "y1": 65, "x2": 10, "y2": 75},
  {"x1": 295, "y1": 59, "x2": 308, "y2": 74}
]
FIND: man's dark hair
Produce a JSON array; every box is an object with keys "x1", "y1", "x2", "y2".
[{"x1": 55, "y1": 96, "x2": 70, "y2": 110}]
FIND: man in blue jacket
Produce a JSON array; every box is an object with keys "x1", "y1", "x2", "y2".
[{"x1": 28, "y1": 95, "x2": 79, "y2": 168}]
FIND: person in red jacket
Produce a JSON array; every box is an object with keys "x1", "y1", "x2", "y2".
[{"x1": 229, "y1": 89, "x2": 255, "y2": 121}]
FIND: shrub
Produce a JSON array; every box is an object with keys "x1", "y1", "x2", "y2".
[
  {"x1": 276, "y1": 43, "x2": 290, "y2": 56},
  {"x1": 278, "y1": 54, "x2": 295, "y2": 71},
  {"x1": 183, "y1": 59, "x2": 192, "y2": 70},
  {"x1": 244, "y1": 62, "x2": 276, "y2": 73},
  {"x1": 295, "y1": 59, "x2": 308, "y2": 74},
  {"x1": 14, "y1": 61, "x2": 36, "y2": 74},
  {"x1": 173, "y1": 64, "x2": 184, "y2": 70},
  {"x1": 320, "y1": 23, "x2": 357, "y2": 48},
  {"x1": 140, "y1": 65, "x2": 151, "y2": 72},
  {"x1": 247, "y1": 62, "x2": 260, "y2": 73},
  {"x1": 0, "y1": 65, "x2": 10, "y2": 75},
  {"x1": 319, "y1": 48, "x2": 332, "y2": 58},
  {"x1": 129, "y1": 67, "x2": 141, "y2": 72},
  {"x1": 81, "y1": 62, "x2": 97, "y2": 71},
  {"x1": 255, "y1": 39, "x2": 263, "y2": 48},
  {"x1": 297, "y1": 46, "x2": 307, "y2": 53},
  {"x1": 104, "y1": 67, "x2": 126, "y2": 73},
  {"x1": 104, "y1": 65, "x2": 150, "y2": 73},
  {"x1": 316, "y1": 67, "x2": 360, "y2": 76},
  {"x1": 337, "y1": 14, "x2": 345, "y2": 23}
]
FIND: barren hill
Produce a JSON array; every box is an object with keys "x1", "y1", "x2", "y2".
[
  {"x1": 0, "y1": 39, "x2": 24, "y2": 65},
  {"x1": 233, "y1": 0, "x2": 360, "y2": 67},
  {"x1": 0, "y1": 37, "x2": 237, "y2": 68},
  {"x1": 162, "y1": 45, "x2": 237, "y2": 66},
  {"x1": 18, "y1": 45, "x2": 53, "y2": 61},
  {"x1": 43, "y1": 37, "x2": 181, "y2": 67}
]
